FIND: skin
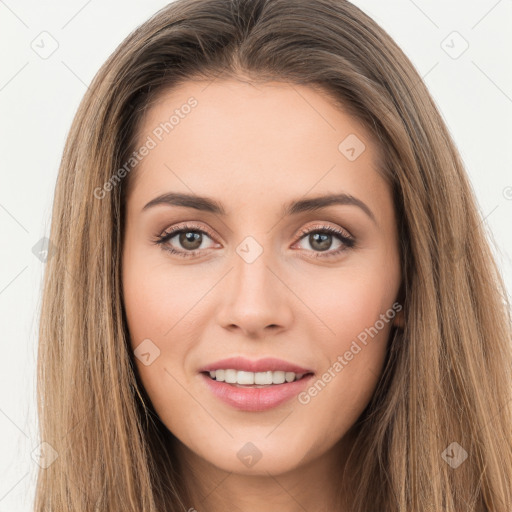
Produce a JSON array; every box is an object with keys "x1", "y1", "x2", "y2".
[{"x1": 122, "y1": 78, "x2": 403, "y2": 511}]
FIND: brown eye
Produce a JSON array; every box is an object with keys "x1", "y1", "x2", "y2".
[
  {"x1": 154, "y1": 223, "x2": 218, "y2": 258},
  {"x1": 294, "y1": 225, "x2": 355, "y2": 258},
  {"x1": 308, "y1": 232, "x2": 334, "y2": 252},
  {"x1": 177, "y1": 231, "x2": 203, "y2": 251}
]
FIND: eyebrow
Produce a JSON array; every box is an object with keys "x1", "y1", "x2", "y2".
[{"x1": 142, "y1": 192, "x2": 376, "y2": 224}]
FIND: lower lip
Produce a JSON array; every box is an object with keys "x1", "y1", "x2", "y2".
[{"x1": 200, "y1": 372, "x2": 315, "y2": 412}]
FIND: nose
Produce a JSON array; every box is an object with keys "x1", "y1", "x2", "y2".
[{"x1": 215, "y1": 250, "x2": 294, "y2": 338}]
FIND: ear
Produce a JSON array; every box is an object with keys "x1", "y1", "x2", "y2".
[
  {"x1": 393, "y1": 283, "x2": 405, "y2": 329},
  {"x1": 392, "y1": 308, "x2": 405, "y2": 329}
]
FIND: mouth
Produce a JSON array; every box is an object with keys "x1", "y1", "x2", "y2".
[
  {"x1": 202, "y1": 369, "x2": 314, "y2": 388},
  {"x1": 199, "y1": 370, "x2": 316, "y2": 411}
]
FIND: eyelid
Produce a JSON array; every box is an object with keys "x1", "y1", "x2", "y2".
[
  {"x1": 158, "y1": 221, "x2": 217, "y2": 241},
  {"x1": 157, "y1": 221, "x2": 353, "y2": 242},
  {"x1": 295, "y1": 222, "x2": 353, "y2": 240}
]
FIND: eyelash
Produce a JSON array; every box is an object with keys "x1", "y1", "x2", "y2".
[{"x1": 153, "y1": 223, "x2": 356, "y2": 259}]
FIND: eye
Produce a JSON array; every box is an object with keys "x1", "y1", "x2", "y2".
[
  {"x1": 293, "y1": 224, "x2": 355, "y2": 258},
  {"x1": 153, "y1": 223, "x2": 218, "y2": 258},
  {"x1": 153, "y1": 222, "x2": 356, "y2": 259}
]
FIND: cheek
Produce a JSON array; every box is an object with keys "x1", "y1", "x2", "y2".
[
  {"x1": 122, "y1": 249, "x2": 206, "y2": 412},
  {"x1": 304, "y1": 266, "x2": 394, "y2": 352},
  {"x1": 294, "y1": 268, "x2": 396, "y2": 422},
  {"x1": 122, "y1": 248, "x2": 197, "y2": 341}
]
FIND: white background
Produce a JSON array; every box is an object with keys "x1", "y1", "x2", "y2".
[{"x1": 0, "y1": 0, "x2": 511, "y2": 510}]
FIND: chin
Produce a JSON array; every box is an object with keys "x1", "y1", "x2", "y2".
[{"x1": 188, "y1": 433, "x2": 316, "y2": 475}]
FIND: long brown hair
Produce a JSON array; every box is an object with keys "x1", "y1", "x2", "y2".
[{"x1": 35, "y1": 0, "x2": 512, "y2": 510}]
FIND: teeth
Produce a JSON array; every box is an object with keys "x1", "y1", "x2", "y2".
[
  {"x1": 207, "y1": 369, "x2": 306, "y2": 385},
  {"x1": 225, "y1": 369, "x2": 237, "y2": 383}
]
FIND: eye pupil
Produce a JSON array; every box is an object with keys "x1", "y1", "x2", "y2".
[
  {"x1": 180, "y1": 231, "x2": 202, "y2": 250},
  {"x1": 310, "y1": 233, "x2": 332, "y2": 251}
]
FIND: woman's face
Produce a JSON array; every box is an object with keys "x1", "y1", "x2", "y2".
[{"x1": 122, "y1": 79, "x2": 402, "y2": 478}]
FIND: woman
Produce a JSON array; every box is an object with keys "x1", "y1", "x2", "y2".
[{"x1": 35, "y1": 0, "x2": 512, "y2": 510}]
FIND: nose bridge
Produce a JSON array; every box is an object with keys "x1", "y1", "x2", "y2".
[
  {"x1": 233, "y1": 244, "x2": 273, "y2": 301},
  {"x1": 215, "y1": 237, "x2": 293, "y2": 335}
]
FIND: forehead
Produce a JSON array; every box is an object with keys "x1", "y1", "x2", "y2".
[{"x1": 128, "y1": 79, "x2": 388, "y2": 216}]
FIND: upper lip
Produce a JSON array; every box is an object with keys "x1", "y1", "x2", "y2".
[{"x1": 199, "y1": 356, "x2": 314, "y2": 374}]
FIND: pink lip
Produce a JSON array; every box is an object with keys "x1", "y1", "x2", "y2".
[
  {"x1": 198, "y1": 356, "x2": 313, "y2": 374},
  {"x1": 200, "y1": 372, "x2": 315, "y2": 411}
]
